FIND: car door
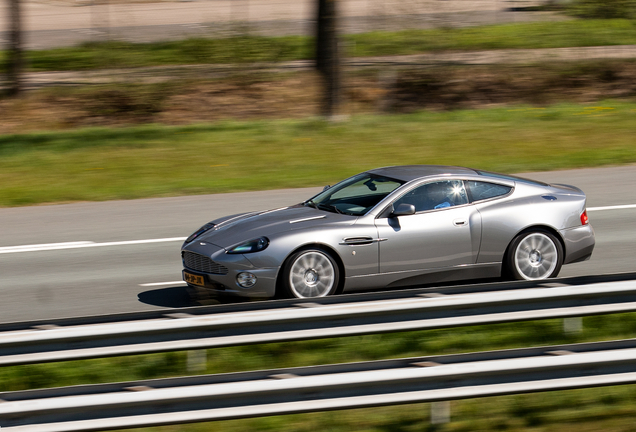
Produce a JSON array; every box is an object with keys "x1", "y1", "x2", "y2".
[{"x1": 375, "y1": 180, "x2": 482, "y2": 274}]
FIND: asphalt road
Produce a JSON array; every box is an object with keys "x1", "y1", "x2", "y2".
[{"x1": 1, "y1": 165, "x2": 635, "y2": 324}]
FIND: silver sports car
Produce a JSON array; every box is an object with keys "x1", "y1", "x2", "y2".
[{"x1": 182, "y1": 165, "x2": 595, "y2": 299}]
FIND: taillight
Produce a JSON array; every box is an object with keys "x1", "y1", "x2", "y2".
[{"x1": 580, "y1": 210, "x2": 589, "y2": 225}]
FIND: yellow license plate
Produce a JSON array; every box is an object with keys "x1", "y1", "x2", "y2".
[{"x1": 184, "y1": 272, "x2": 205, "y2": 286}]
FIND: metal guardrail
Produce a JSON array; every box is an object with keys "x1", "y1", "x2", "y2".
[
  {"x1": 4, "y1": 272, "x2": 634, "y2": 333},
  {"x1": 2, "y1": 277, "x2": 636, "y2": 366},
  {"x1": 3, "y1": 275, "x2": 636, "y2": 431},
  {"x1": 3, "y1": 338, "x2": 636, "y2": 431}
]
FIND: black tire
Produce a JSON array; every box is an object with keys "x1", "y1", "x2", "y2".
[
  {"x1": 281, "y1": 248, "x2": 340, "y2": 298},
  {"x1": 505, "y1": 229, "x2": 563, "y2": 281}
]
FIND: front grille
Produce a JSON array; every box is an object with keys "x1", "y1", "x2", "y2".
[{"x1": 183, "y1": 251, "x2": 229, "y2": 275}]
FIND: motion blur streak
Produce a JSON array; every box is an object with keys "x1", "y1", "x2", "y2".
[
  {"x1": 0, "y1": 237, "x2": 187, "y2": 254},
  {"x1": 139, "y1": 281, "x2": 187, "y2": 287},
  {"x1": 588, "y1": 204, "x2": 636, "y2": 212}
]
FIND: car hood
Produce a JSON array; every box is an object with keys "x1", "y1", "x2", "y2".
[{"x1": 195, "y1": 205, "x2": 356, "y2": 249}]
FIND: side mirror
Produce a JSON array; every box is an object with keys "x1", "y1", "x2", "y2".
[
  {"x1": 323, "y1": 185, "x2": 331, "y2": 191},
  {"x1": 391, "y1": 203, "x2": 416, "y2": 217}
]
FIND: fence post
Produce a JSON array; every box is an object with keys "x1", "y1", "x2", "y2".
[
  {"x1": 378, "y1": 69, "x2": 397, "y2": 112},
  {"x1": 316, "y1": 0, "x2": 342, "y2": 119},
  {"x1": 7, "y1": 0, "x2": 24, "y2": 96}
]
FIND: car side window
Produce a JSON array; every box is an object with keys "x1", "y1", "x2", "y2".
[
  {"x1": 466, "y1": 181, "x2": 512, "y2": 202},
  {"x1": 394, "y1": 180, "x2": 468, "y2": 213}
]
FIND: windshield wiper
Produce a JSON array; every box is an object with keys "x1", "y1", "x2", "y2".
[
  {"x1": 304, "y1": 199, "x2": 318, "y2": 209},
  {"x1": 317, "y1": 203, "x2": 344, "y2": 214},
  {"x1": 306, "y1": 200, "x2": 345, "y2": 215}
]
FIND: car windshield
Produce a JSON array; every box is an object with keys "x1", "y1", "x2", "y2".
[{"x1": 305, "y1": 173, "x2": 404, "y2": 216}]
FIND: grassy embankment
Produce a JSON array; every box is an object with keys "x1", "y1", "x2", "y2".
[
  {"x1": 0, "y1": 19, "x2": 635, "y2": 71},
  {"x1": 1, "y1": 102, "x2": 635, "y2": 207}
]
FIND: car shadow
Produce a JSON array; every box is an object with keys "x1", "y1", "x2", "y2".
[
  {"x1": 137, "y1": 286, "x2": 195, "y2": 308},
  {"x1": 138, "y1": 286, "x2": 250, "y2": 308}
]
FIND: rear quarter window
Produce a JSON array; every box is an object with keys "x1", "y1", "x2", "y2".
[{"x1": 467, "y1": 181, "x2": 513, "y2": 202}]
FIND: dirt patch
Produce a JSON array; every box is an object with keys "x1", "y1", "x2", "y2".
[
  {"x1": 2, "y1": 61, "x2": 636, "y2": 134},
  {"x1": 157, "y1": 74, "x2": 322, "y2": 125},
  {"x1": 388, "y1": 61, "x2": 636, "y2": 110},
  {"x1": 0, "y1": 74, "x2": 322, "y2": 133}
]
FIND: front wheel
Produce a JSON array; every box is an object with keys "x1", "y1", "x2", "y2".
[
  {"x1": 281, "y1": 249, "x2": 340, "y2": 298},
  {"x1": 506, "y1": 230, "x2": 563, "y2": 281}
]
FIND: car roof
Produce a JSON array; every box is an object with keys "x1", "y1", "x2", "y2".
[{"x1": 366, "y1": 165, "x2": 478, "y2": 182}]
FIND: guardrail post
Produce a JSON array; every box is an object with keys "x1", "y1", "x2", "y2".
[
  {"x1": 187, "y1": 350, "x2": 207, "y2": 372},
  {"x1": 430, "y1": 400, "x2": 450, "y2": 424},
  {"x1": 563, "y1": 317, "x2": 583, "y2": 333}
]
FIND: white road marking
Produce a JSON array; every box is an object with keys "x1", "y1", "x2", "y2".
[
  {"x1": 588, "y1": 204, "x2": 636, "y2": 212},
  {"x1": 139, "y1": 281, "x2": 187, "y2": 287},
  {"x1": 0, "y1": 241, "x2": 94, "y2": 253},
  {"x1": 0, "y1": 237, "x2": 187, "y2": 254}
]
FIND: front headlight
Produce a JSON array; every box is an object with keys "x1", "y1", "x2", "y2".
[
  {"x1": 185, "y1": 222, "x2": 215, "y2": 243},
  {"x1": 227, "y1": 237, "x2": 269, "y2": 254}
]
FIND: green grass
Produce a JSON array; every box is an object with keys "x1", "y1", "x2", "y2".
[
  {"x1": 1, "y1": 101, "x2": 636, "y2": 207},
  {"x1": 349, "y1": 19, "x2": 636, "y2": 56},
  {"x1": 25, "y1": 36, "x2": 311, "y2": 71},
  {"x1": 2, "y1": 19, "x2": 636, "y2": 72},
  {"x1": 3, "y1": 312, "x2": 636, "y2": 431}
]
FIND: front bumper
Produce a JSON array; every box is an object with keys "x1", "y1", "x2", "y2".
[
  {"x1": 181, "y1": 242, "x2": 279, "y2": 298},
  {"x1": 560, "y1": 224, "x2": 595, "y2": 264},
  {"x1": 182, "y1": 268, "x2": 278, "y2": 298}
]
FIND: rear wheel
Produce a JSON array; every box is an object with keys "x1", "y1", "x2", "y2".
[
  {"x1": 506, "y1": 230, "x2": 563, "y2": 281},
  {"x1": 282, "y1": 249, "x2": 340, "y2": 298}
]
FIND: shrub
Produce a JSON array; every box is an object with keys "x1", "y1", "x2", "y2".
[{"x1": 565, "y1": 0, "x2": 636, "y2": 19}]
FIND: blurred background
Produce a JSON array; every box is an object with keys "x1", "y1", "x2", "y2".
[
  {"x1": 2, "y1": 1, "x2": 636, "y2": 431},
  {"x1": 2, "y1": 0, "x2": 636, "y2": 132}
]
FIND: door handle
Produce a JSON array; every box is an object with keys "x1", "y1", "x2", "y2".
[
  {"x1": 453, "y1": 219, "x2": 467, "y2": 226},
  {"x1": 340, "y1": 237, "x2": 388, "y2": 245}
]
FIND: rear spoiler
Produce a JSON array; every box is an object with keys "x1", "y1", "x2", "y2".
[{"x1": 551, "y1": 183, "x2": 585, "y2": 195}]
